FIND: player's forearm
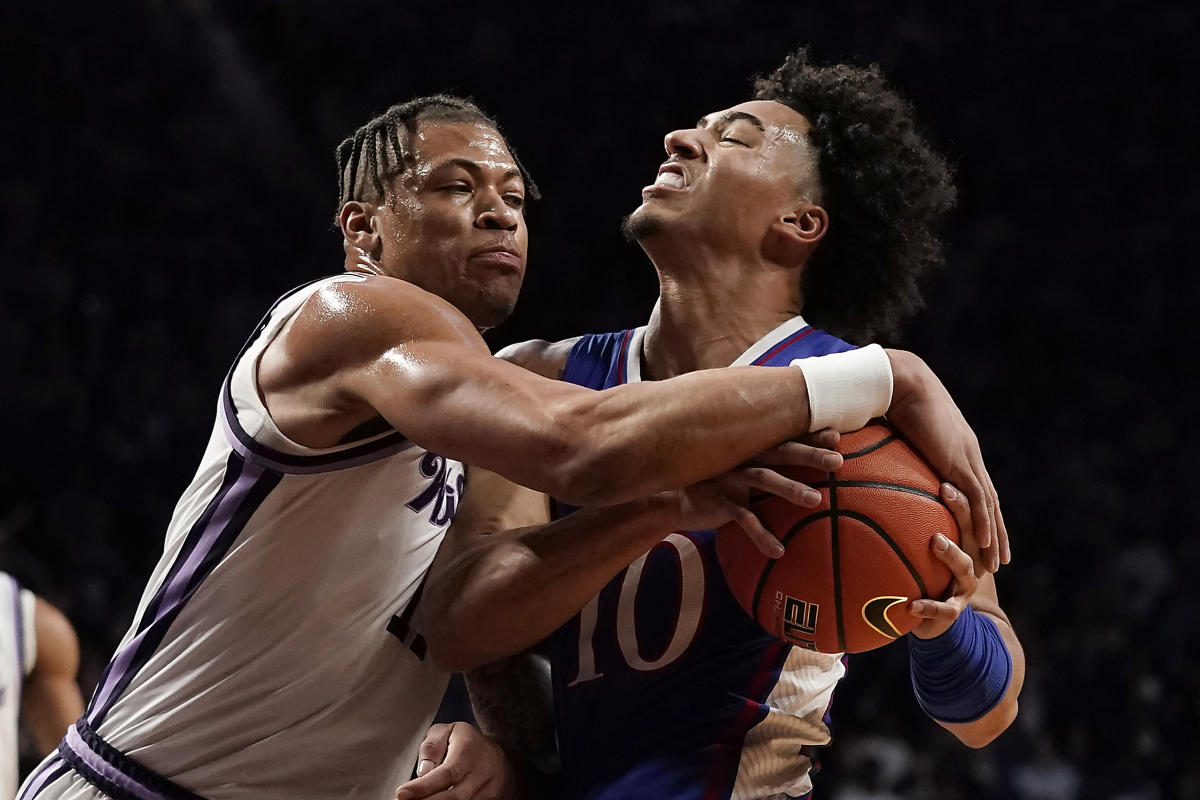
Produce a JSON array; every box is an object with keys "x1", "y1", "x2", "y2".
[
  {"x1": 546, "y1": 365, "x2": 814, "y2": 505},
  {"x1": 423, "y1": 496, "x2": 680, "y2": 671},
  {"x1": 937, "y1": 610, "x2": 1025, "y2": 748},
  {"x1": 386, "y1": 343, "x2": 894, "y2": 506},
  {"x1": 554, "y1": 345, "x2": 902, "y2": 505},
  {"x1": 465, "y1": 653, "x2": 559, "y2": 797}
]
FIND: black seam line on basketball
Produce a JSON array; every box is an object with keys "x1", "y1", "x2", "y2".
[
  {"x1": 830, "y1": 472, "x2": 846, "y2": 652},
  {"x1": 750, "y1": 510, "x2": 835, "y2": 616},
  {"x1": 839, "y1": 509, "x2": 931, "y2": 598},
  {"x1": 841, "y1": 434, "x2": 898, "y2": 461},
  {"x1": 805, "y1": 481, "x2": 947, "y2": 506},
  {"x1": 748, "y1": 505, "x2": 932, "y2": 635}
]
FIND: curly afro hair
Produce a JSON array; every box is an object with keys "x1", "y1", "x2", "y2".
[{"x1": 753, "y1": 48, "x2": 956, "y2": 344}]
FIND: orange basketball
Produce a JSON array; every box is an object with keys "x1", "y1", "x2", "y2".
[{"x1": 716, "y1": 420, "x2": 959, "y2": 654}]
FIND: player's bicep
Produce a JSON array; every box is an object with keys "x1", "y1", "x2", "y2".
[{"x1": 351, "y1": 340, "x2": 569, "y2": 454}]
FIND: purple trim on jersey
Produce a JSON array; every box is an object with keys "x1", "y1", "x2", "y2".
[
  {"x1": 86, "y1": 453, "x2": 281, "y2": 727},
  {"x1": 16, "y1": 754, "x2": 70, "y2": 800},
  {"x1": 59, "y1": 718, "x2": 206, "y2": 800},
  {"x1": 64, "y1": 725, "x2": 164, "y2": 800},
  {"x1": 216, "y1": 273, "x2": 413, "y2": 475},
  {"x1": 219, "y1": 391, "x2": 413, "y2": 475}
]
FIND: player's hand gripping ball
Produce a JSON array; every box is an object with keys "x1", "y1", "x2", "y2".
[{"x1": 716, "y1": 420, "x2": 959, "y2": 654}]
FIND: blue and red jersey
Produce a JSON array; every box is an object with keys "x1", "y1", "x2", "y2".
[{"x1": 547, "y1": 318, "x2": 854, "y2": 800}]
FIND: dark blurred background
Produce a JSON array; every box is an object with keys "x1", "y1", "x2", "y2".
[{"x1": 2, "y1": 1, "x2": 1197, "y2": 797}]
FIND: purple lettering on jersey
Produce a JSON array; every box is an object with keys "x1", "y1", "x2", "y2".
[{"x1": 406, "y1": 452, "x2": 464, "y2": 527}]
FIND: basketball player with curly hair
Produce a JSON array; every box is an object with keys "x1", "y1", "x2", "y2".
[
  {"x1": 21, "y1": 85, "x2": 1001, "y2": 800},
  {"x1": 401, "y1": 49, "x2": 1024, "y2": 800}
]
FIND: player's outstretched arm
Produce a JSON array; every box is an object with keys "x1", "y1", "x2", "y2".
[
  {"x1": 23, "y1": 597, "x2": 84, "y2": 754},
  {"x1": 261, "y1": 276, "x2": 863, "y2": 507},
  {"x1": 417, "y1": 448, "x2": 833, "y2": 671},
  {"x1": 903, "y1": 484, "x2": 1025, "y2": 748},
  {"x1": 505, "y1": 339, "x2": 1009, "y2": 570}
]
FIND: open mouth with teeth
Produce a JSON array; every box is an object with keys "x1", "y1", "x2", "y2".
[{"x1": 654, "y1": 171, "x2": 685, "y2": 189}]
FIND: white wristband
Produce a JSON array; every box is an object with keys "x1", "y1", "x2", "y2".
[{"x1": 791, "y1": 343, "x2": 894, "y2": 433}]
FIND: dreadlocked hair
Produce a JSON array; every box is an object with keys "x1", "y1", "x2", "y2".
[
  {"x1": 753, "y1": 48, "x2": 956, "y2": 344},
  {"x1": 333, "y1": 94, "x2": 540, "y2": 226}
]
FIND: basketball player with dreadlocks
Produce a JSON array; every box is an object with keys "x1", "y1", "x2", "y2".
[
  {"x1": 21, "y1": 87, "x2": 1001, "y2": 799},
  {"x1": 399, "y1": 49, "x2": 1024, "y2": 800}
]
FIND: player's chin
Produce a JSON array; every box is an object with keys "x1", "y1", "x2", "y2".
[
  {"x1": 462, "y1": 284, "x2": 520, "y2": 331},
  {"x1": 621, "y1": 206, "x2": 666, "y2": 243}
]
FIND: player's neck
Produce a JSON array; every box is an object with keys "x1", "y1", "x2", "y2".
[{"x1": 642, "y1": 268, "x2": 802, "y2": 380}]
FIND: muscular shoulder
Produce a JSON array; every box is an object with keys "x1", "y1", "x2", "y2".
[
  {"x1": 494, "y1": 337, "x2": 581, "y2": 380},
  {"x1": 264, "y1": 275, "x2": 488, "y2": 389},
  {"x1": 311, "y1": 275, "x2": 483, "y2": 353}
]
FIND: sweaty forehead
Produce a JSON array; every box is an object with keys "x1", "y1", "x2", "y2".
[
  {"x1": 702, "y1": 100, "x2": 812, "y2": 137},
  {"x1": 409, "y1": 121, "x2": 516, "y2": 172}
]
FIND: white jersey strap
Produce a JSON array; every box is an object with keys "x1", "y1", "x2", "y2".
[{"x1": 18, "y1": 587, "x2": 35, "y2": 678}]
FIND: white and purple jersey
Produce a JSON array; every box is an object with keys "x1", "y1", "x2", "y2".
[
  {"x1": 1, "y1": 572, "x2": 37, "y2": 800},
  {"x1": 20, "y1": 274, "x2": 462, "y2": 800},
  {"x1": 549, "y1": 318, "x2": 854, "y2": 800}
]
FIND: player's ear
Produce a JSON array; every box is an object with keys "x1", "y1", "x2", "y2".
[
  {"x1": 339, "y1": 201, "x2": 383, "y2": 259},
  {"x1": 765, "y1": 204, "x2": 828, "y2": 266},
  {"x1": 782, "y1": 204, "x2": 828, "y2": 245}
]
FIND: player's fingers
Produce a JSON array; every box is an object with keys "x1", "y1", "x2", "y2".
[
  {"x1": 941, "y1": 483, "x2": 990, "y2": 578},
  {"x1": 981, "y1": 467, "x2": 999, "y2": 573},
  {"x1": 747, "y1": 441, "x2": 842, "y2": 472},
  {"x1": 931, "y1": 533, "x2": 977, "y2": 593},
  {"x1": 395, "y1": 761, "x2": 459, "y2": 800},
  {"x1": 961, "y1": 471, "x2": 992, "y2": 552},
  {"x1": 940, "y1": 483, "x2": 972, "y2": 537},
  {"x1": 416, "y1": 723, "x2": 452, "y2": 776},
  {"x1": 803, "y1": 428, "x2": 841, "y2": 449},
  {"x1": 978, "y1": 464, "x2": 1010, "y2": 566},
  {"x1": 995, "y1": 492, "x2": 1011, "y2": 565},
  {"x1": 970, "y1": 449, "x2": 1000, "y2": 569},
  {"x1": 734, "y1": 467, "x2": 822, "y2": 508},
  {"x1": 907, "y1": 596, "x2": 967, "y2": 622},
  {"x1": 725, "y1": 501, "x2": 785, "y2": 559}
]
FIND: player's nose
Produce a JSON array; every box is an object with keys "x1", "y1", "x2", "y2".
[
  {"x1": 664, "y1": 127, "x2": 704, "y2": 161},
  {"x1": 475, "y1": 190, "x2": 519, "y2": 231}
]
